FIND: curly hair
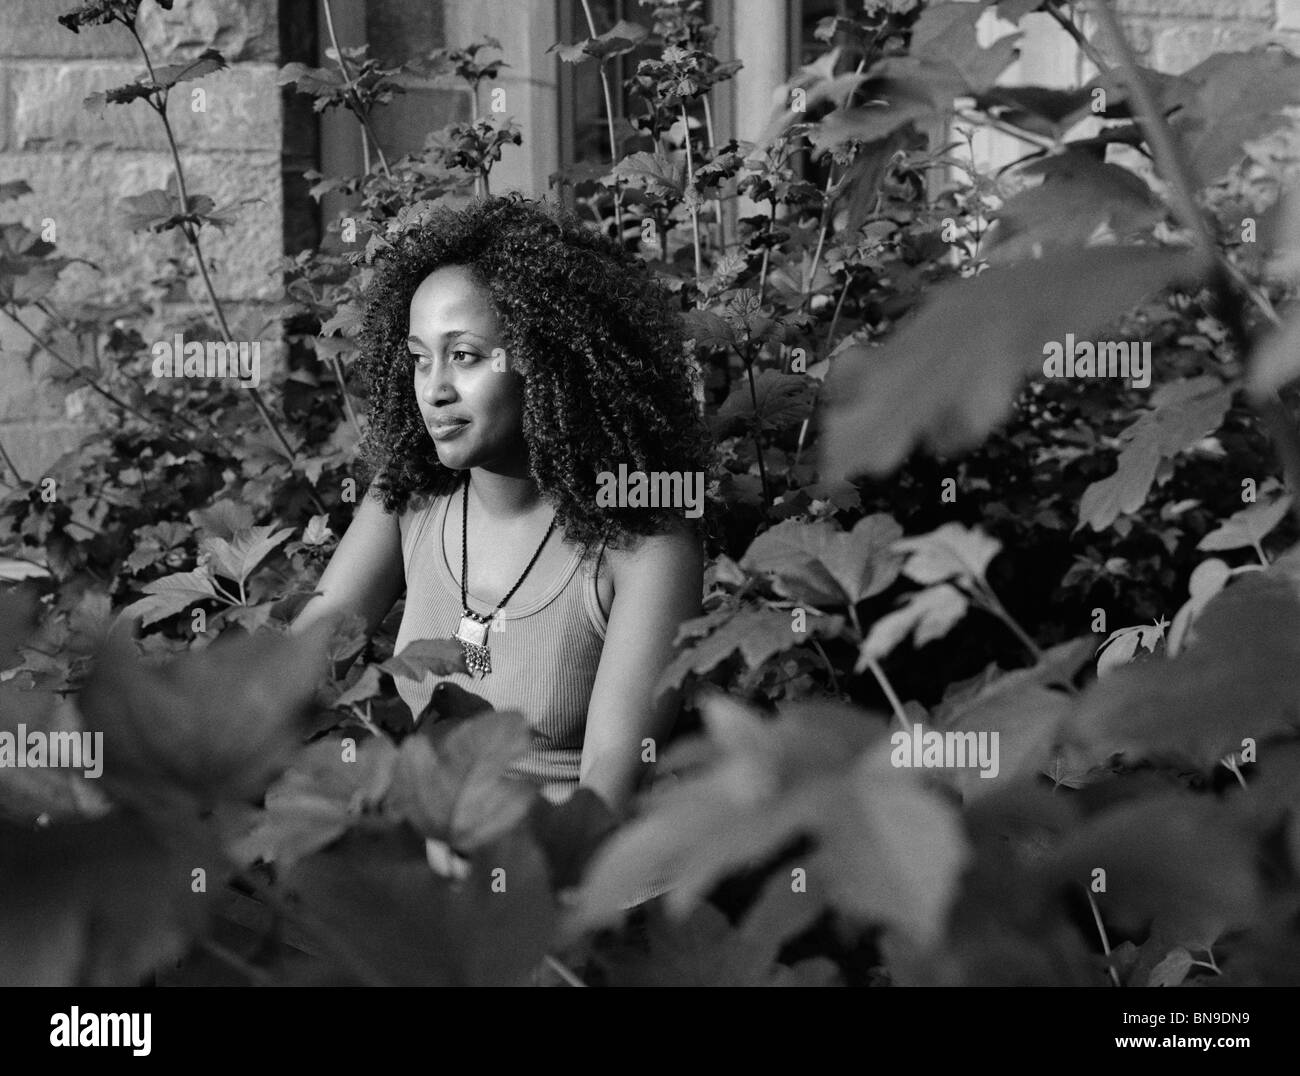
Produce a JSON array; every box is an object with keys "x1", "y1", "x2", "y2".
[{"x1": 354, "y1": 192, "x2": 714, "y2": 553}]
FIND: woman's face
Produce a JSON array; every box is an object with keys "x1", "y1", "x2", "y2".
[{"x1": 407, "y1": 264, "x2": 526, "y2": 474}]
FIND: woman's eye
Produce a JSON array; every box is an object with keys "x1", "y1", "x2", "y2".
[
  {"x1": 451, "y1": 348, "x2": 479, "y2": 364},
  {"x1": 409, "y1": 351, "x2": 430, "y2": 367}
]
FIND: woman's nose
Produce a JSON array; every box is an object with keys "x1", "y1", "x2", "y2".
[{"x1": 421, "y1": 360, "x2": 455, "y2": 405}]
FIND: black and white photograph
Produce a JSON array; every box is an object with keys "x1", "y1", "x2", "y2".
[{"x1": 0, "y1": 0, "x2": 1296, "y2": 1039}]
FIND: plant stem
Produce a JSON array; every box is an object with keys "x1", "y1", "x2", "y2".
[
  {"x1": 543, "y1": 954, "x2": 587, "y2": 987},
  {"x1": 1087, "y1": 0, "x2": 1300, "y2": 532},
  {"x1": 1085, "y1": 887, "x2": 1123, "y2": 987},
  {"x1": 0, "y1": 432, "x2": 24, "y2": 485},
  {"x1": 974, "y1": 581, "x2": 1045, "y2": 665},
  {"x1": 5, "y1": 306, "x2": 159, "y2": 429},
  {"x1": 126, "y1": 25, "x2": 314, "y2": 492},
  {"x1": 810, "y1": 637, "x2": 841, "y2": 695},
  {"x1": 580, "y1": 0, "x2": 625, "y2": 243},
  {"x1": 849, "y1": 606, "x2": 911, "y2": 730},
  {"x1": 744, "y1": 354, "x2": 771, "y2": 504},
  {"x1": 1045, "y1": 0, "x2": 1110, "y2": 73},
  {"x1": 322, "y1": 0, "x2": 391, "y2": 178},
  {"x1": 681, "y1": 102, "x2": 704, "y2": 300}
]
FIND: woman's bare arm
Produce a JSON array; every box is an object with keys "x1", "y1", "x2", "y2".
[
  {"x1": 288, "y1": 487, "x2": 406, "y2": 643},
  {"x1": 578, "y1": 524, "x2": 703, "y2": 815}
]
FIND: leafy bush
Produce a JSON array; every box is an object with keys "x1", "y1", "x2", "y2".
[{"x1": 3, "y1": 0, "x2": 1300, "y2": 986}]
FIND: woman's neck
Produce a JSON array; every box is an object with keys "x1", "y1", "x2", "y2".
[{"x1": 465, "y1": 466, "x2": 544, "y2": 522}]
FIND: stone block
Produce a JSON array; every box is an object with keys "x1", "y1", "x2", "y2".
[
  {"x1": 1117, "y1": 0, "x2": 1273, "y2": 19},
  {"x1": 137, "y1": 0, "x2": 279, "y2": 63},
  {"x1": 9, "y1": 61, "x2": 282, "y2": 152},
  {"x1": 0, "y1": 147, "x2": 283, "y2": 304},
  {"x1": 1151, "y1": 21, "x2": 1274, "y2": 72}
]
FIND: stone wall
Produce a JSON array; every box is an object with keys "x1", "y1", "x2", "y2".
[{"x1": 0, "y1": 0, "x2": 283, "y2": 483}]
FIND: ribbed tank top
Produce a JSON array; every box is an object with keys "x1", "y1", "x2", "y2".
[{"x1": 393, "y1": 489, "x2": 608, "y2": 802}]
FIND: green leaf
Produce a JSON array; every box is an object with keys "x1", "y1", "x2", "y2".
[
  {"x1": 658, "y1": 604, "x2": 846, "y2": 691},
  {"x1": 857, "y1": 582, "x2": 969, "y2": 664},
  {"x1": 1197, "y1": 496, "x2": 1292, "y2": 553},
  {"x1": 120, "y1": 568, "x2": 220, "y2": 628},
  {"x1": 987, "y1": 153, "x2": 1164, "y2": 265},
  {"x1": 1147, "y1": 946, "x2": 1195, "y2": 987},
  {"x1": 1172, "y1": 48, "x2": 1300, "y2": 185},
  {"x1": 234, "y1": 734, "x2": 397, "y2": 869},
  {"x1": 77, "y1": 621, "x2": 333, "y2": 809},
  {"x1": 910, "y1": 3, "x2": 1022, "y2": 96},
  {"x1": 610, "y1": 150, "x2": 686, "y2": 198},
  {"x1": 1048, "y1": 794, "x2": 1261, "y2": 938},
  {"x1": 740, "y1": 514, "x2": 904, "y2": 606},
  {"x1": 282, "y1": 826, "x2": 555, "y2": 986},
  {"x1": 819, "y1": 247, "x2": 1206, "y2": 477},
  {"x1": 1061, "y1": 569, "x2": 1300, "y2": 771},
  {"x1": 387, "y1": 711, "x2": 535, "y2": 850},
  {"x1": 569, "y1": 697, "x2": 969, "y2": 947},
  {"x1": 713, "y1": 370, "x2": 816, "y2": 436},
  {"x1": 1079, "y1": 377, "x2": 1234, "y2": 531},
  {"x1": 893, "y1": 521, "x2": 1001, "y2": 587},
  {"x1": 199, "y1": 524, "x2": 294, "y2": 585},
  {"x1": 380, "y1": 637, "x2": 468, "y2": 680},
  {"x1": 1248, "y1": 299, "x2": 1300, "y2": 397}
]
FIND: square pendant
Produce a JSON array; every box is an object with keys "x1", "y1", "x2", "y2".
[{"x1": 456, "y1": 615, "x2": 489, "y2": 648}]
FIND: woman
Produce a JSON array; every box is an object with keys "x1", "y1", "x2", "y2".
[{"x1": 291, "y1": 194, "x2": 711, "y2": 817}]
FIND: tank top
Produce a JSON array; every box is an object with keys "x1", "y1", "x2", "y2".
[{"x1": 392, "y1": 489, "x2": 608, "y2": 802}]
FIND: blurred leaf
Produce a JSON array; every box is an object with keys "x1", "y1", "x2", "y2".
[
  {"x1": 569, "y1": 697, "x2": 969, "y2": 947},
  {"x1": 1061, "y1": 569, "x2": 1300, "y2": 770},
  {"x1": 820, "y1": 247, "x2": 1206, "y2": 477},
  {"x1": 77, "y1": 621, "x2": 332, "y2": 809},
  {"x1": 387, "y1": 710, "x2": 534, "y2": 850},
  {"x1": 380, "y1": 637, "x2": 468, "y2": 680}
]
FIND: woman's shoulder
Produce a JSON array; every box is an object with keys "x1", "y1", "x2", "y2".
[{"x1": 602, "y1": 518, "x2": 703, "y2": 583}]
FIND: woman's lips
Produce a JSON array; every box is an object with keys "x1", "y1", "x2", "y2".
[{"x1": 427, "y1": 418, "x2": 470, "y2": 440}]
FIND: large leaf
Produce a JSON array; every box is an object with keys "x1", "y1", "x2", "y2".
[
  {"x1": 380, "y1": 637, "x2": 468, "y2": 680},
  {"x1": 713, "y1": 370, "x2": 816, "y2": 436},
  {"x1": 77, "y1": 621, "x2": 333, "y2": 809},
  {"x1": 819, "y1": 247, "x2": 1206, "y2": 477},
  {"x1": 1078, "y1": 376, "x2": 1233, "y2": 531},
  {"x1": 1196, "y1": 495, "x2": 1292, "y2": 553},
  {"x1": 569, "y1": 697, "x2": 969, "y2": 947},
  {"x1": 119, "y1": 568, "x2": 220, "y2": 628},
  {"x1": 893, "y1": 522, "x2": 1001, "y2": 587},
  {"x1": 1060, "y1": 569, "x2": 1300, "y2": 771},
  {"x1": 199, "y1": 525, "x2": 294, "y2": 586},
  {"x1": 987, "y1": 153, "x2": 1164, "y2": 265},
  {"x1": 740, "y1": 514, "x2": 904, "y2": 606},
  {"x1": 658, "y1": 604, "x2": 846, "y2": 691},
  {"x1": 857, "y1": 583, "x2": 969, "y2": 664},
  {"x1": 386, "y1": 710, "x2": 535, "y2": 850},
  {"x1": 282, "y1": 827, "x2": 555, "y2": 986},
  {"x1": 1047, "y1": 794, "x2": 1262, "y2": 940}
]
